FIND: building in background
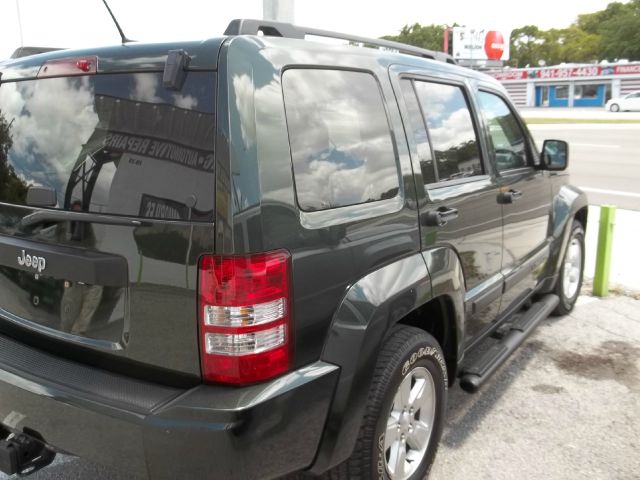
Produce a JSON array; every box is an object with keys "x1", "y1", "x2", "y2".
[{"x1": 489, "y1": 62, "x2": 640, "y2": 108}]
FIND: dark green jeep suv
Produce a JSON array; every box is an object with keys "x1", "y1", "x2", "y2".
[{"x1": 0, "y1": 19, "x2": 586, "y2": 480}]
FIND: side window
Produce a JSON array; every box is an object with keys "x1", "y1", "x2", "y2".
[
  {"x1": 399, "y1": 80, "x2": 436, "y2": 185},
  {"x1": 282, "y1": 69, "x2": 399, "y2": 212},
  {"x1": 412, "y1": 80, "x2": 483, "y2": 183},
  {"x1": 477, "y1": 91, "x2": 529, "y2": 172}
]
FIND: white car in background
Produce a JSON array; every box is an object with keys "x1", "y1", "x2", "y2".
[{"x1": 606, "y1": 91, "x2": 640, "y2": 112}]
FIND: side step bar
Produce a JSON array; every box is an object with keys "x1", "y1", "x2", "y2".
[{"x1": 459, "y1": 294, "x2": 559, "y2": 393}]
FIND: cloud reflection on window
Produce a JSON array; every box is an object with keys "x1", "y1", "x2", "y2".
[
  {"x1": 282, "y1": 69, "x2": 399, "y2": 211},
  {"x1": 414, "y1": 81, "x2": 482, "y2": 181},
  {"x1": 0, "y1": 76, "x2": 99, "y2": 196}
]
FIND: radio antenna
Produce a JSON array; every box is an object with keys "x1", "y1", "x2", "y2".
[
  {"x1": 101, "y1": 0, "x2": 134, "y2": 44},
  {"x1": 16, "y1": 0, "x2": 24, "y2": 47}
]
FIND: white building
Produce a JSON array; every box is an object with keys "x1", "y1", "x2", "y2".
[{"x1": 489, "y1": 62, "x2": 640, "y2": 108}]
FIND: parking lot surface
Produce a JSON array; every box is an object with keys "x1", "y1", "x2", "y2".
[{"x1": 430, "y1": 293, "x2": 640, "y2": 480}]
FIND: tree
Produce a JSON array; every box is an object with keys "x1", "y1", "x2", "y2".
[
  {"x1": 0, "y1": 111, "x2": 29, "y2": 204},
  {"x1": 509, "y1": 25, "x2": 546, "y2": 67},
  {"x1": 559, "y1": 26, "x2": 601, "y2": 63},
  {"x1": 383, "y1": 1, "x2": 640, "y2": 66},
  {"x1": 575, "y1": 0, "x2": 640, "y2": 60},
  {"x1": 383, "y1": 24, "x2": 446, "y2": 52},
  {"x1": 598, "y1": 0, "x2": 640, "y2": 60}
]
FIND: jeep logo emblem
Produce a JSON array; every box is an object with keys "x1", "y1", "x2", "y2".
[{"x1": 17, "y1": 250, "x2": 47, "y2": 273}]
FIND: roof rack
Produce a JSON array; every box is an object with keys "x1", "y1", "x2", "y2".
[{"x1": 224, "y1": 19, "x2": 456, "y2": 65}]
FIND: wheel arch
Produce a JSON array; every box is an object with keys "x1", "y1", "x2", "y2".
[
  {"x1": 539, "y1": 185, "x2": 588, "y2": 294},
  {"x1": 396, "y1": 294, "x2": 459, "y2": 386},
  {"x1": 310, "y1": 248, "x2": 465, "y2": 474}
]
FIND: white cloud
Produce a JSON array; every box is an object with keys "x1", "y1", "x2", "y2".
[{"x1": 0, "y1": 77, "x2": 99, "y2": 192}]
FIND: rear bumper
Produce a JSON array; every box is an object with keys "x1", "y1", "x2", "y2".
[{"x1": 0, "y1": 334, "x2": 339, "y2": 480}]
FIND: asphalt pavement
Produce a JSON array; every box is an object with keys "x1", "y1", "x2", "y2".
[
  {"x1": 528, "y1": 123, "x2": 640, "y2": 211},
  {"x1": 523, "y1": 107, "x2": 640, "y2": 211},
  {"x1": 430, "y1": 293, "x2": 640, "y2": 480}
]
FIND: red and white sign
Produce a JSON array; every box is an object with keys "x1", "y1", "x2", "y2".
[
  {"x1": 484, "y1": 31, "x2": 505, "y2": 60},
  {"x1": 615, "y1": 64, "x2": 640, "y2": 75},
  {"x1": 491, "y1": 70, "x2": 528, "y2": 81},
  {"x1": 453, "y1": 27, "x2": 511, "y2": 61},
  {"x1": 489, "y1": 63, "x2": 640, "y2": 81}
]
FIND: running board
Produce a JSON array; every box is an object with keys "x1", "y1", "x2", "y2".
[{"x1": 459, "y1": 294, "x2": 559, "y2": 393}]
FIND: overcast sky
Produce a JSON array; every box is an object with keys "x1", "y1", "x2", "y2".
[{"x1": 1, "y1": 0, "x2": 620, "y2": 61}]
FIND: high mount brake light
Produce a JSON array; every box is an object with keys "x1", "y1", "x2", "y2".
[
  {"x1": 37, "y1": 56, "x2": 98, "y2": 78},
  {"x1": 198, "y1": 250, "x2": 293, "y2": 385}
]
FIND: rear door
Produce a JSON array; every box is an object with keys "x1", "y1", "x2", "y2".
[
  {"x1": 0, "y1": 65, "x2": 216, "y2": 379},
  {"x1": 476, "y1": 89, "x2": 552, "y2": 314},
  {"x1": 394, "y1": 73, "x2": 504, "y2": 344}
]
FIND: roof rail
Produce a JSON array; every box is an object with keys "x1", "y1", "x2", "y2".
[{"x1": 224, "y1": 19, "x2": 456, "y2": 64}]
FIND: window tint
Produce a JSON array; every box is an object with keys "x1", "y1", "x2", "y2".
[
  {"x1": 413, "y1": 81, "x2": 482, "y2": 182},
  {"x1": 477, "y1": 91, "x2": 528, "y2": 171},
  {"x1": 0, "y1": 72, "x2": 215, "y2": 221},
  {"x1": 399, "y1": 80, "x2": 436, "y2": 185},
  {"x1": 282, "y1": 69, "x2": 399, "y2": 211}
]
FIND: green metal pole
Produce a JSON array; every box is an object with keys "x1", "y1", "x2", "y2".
[{"x1": 593, "y1": 205, "x2": 616, "y2": 297}]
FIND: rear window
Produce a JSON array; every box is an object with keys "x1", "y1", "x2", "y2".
[{"x1": 0, "y1": 72, "x2": 215, "y2": 221}]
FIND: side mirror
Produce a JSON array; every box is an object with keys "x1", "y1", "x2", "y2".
[{"x1": 541, "y1": 139, "x2": 569, "y2": 171}]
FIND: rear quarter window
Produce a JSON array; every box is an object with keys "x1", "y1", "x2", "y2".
[{"x1": 282, "y1": 69, "x2": 400, "y2": 212}]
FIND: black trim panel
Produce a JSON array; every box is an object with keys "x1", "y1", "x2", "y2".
[
  {"x1": 0, "y1": 235, "x2": 128, "y2": 287},
  {"x1": 0, "y1": 333, "x2": 180, "y2": 413}
]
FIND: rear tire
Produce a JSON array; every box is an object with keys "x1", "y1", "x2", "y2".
[
  {"x1": 552, "y1": 220, "x2": 585, "y2": 316},
  {"x1": 326, "y1": 326, "x2": 447, "y2": 479}
]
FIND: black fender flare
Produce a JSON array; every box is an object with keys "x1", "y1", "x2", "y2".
[
  {"x1": 310, "y1": 249, "x2": 465, "y2": 473},
  {"x1": 545, "y1": 185, "x2": 589, "y2": 283}
]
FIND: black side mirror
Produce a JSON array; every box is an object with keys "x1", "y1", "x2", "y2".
[{"x1": 541, "y1": 139, "x2": 569, "y2": 171}]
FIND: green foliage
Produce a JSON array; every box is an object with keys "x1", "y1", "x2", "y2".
[
  {"x1": 0, "y1": 111, "x2": 29, "y2": 204},
  {"x1": 383, "y1": 23, "x2": 446, "y2": 52},
  {"x1": 383, "y1": 1, "x2": 640, "y2": 67},
  {"x1": 508, "y1": 0, "x2": 640, "y2": 66},
  {"x1": 598, "y1": 0, "x2": 640, "y2": 60}
]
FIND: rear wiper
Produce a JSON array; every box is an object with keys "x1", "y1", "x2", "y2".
[{"x1": 20, "y1": 210, "x2": 147, "y2": 229}]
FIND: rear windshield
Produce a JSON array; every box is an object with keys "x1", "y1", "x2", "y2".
[{"x1": 0, "y1": 72, "x2": 215, "y2": 221}]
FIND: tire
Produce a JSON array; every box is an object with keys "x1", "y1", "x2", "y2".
[
  {"x1": 326, "y1": 326, "x2": 448, "y2": 479},
  {"x1": 552, "y1": 220, "x2": 585, "y2": 316},
  {"x1": 610, "y1": 103, "x2": 620, "y2": 112}
]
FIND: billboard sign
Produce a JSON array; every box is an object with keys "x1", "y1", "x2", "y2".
[{"x1": 453, "y1": 27, "x2": 511, "y2": 61}]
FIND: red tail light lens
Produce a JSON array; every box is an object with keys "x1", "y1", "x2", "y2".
[{"x1": 198, "y1": 250, "x2": 292, "y2": 385}]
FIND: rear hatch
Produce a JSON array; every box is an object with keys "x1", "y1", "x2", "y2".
[{"x1": 0, "y1": 44, "x2": 218, "y2": 383}]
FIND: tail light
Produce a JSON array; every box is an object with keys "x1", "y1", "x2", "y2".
[{"x1": 198, "y1": 250, "x2": 292, "y2": 385}]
